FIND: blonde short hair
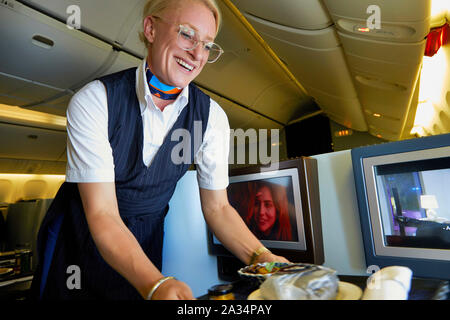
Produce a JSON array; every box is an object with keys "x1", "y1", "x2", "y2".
[{"x1": 139, "y1": 0, "x2": 222, "y2": 49}]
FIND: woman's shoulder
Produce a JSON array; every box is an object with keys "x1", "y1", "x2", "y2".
[{"x1": 67, "y1": 80, "x2": 107, "y2": 119}]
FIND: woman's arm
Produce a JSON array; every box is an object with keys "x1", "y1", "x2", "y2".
[
  {"x1": 78, "y1": 182, "x2": 194, "y2": 299},
  {"x1": 199, "y1": 188, "x2": 289, "y2": 265}
]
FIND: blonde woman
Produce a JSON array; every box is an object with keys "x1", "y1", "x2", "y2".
[{"x1": 32, "y1": 0, "x2": 288, "y2": 300}]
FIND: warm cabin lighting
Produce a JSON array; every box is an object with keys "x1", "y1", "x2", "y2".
[
  {"x1": 0, "y1": 174, "x2": 66, "y2": 180},
  {"x1": 373, "y1": 113, "x2": 381, "y2": 118},
  {"x1": 414, "y1": 100, "x2": 437, "y2": 129},
  {"x1": 0, "y1": 104, "x2": 66, "y2": 130},
  {"x1": 358, "y1": 27, "x2": 370, "y2": 33},
  {"x1": 431, "y1": 0, "x2": 449, "y2": 19},
  {"x1": 410, "y1": 126, "x2": 426, "y2": 137},
  {"x1": 334, "y1": 129, "x2": 353, "y2": 137},
  {"x1": 414, "y1": 0, "x2": 449, "y2": 136}
]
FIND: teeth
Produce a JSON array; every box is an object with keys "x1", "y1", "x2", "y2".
[{"x1": 176, "y1": 58, "x2": 194, "y2": 71}]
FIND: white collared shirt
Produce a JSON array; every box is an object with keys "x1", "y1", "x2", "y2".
[{"x1": 66, "y1": 60, "x2": 230, "y2": 190}]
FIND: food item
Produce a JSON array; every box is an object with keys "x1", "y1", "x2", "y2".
[
  {"x1": 208, "y1": 284, "x2": 235, "y2": 300},
  {"x1": 259, "y1": 265, "x2": 339, "y2": 300},
  {"x1": 245, "y1": 263, "x2": 281, "y2": 274}
]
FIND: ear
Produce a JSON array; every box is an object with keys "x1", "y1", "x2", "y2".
[{"x1": 143, "y1": 15, "x2": 156, "y2": 44}]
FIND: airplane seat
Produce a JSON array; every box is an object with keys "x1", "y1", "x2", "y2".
[
  {"x1": 5, "y1": 201, "x2": 38, "y2": 252},
  {"x1": 31, "y1": 199, "x2": 53, "y2": 269},
  {"x1": 0, "y1": 206, "x2": 7, "y2": 252},
  {"x1": 4, "y1": 198, "x2": 54, "y2": 270},
  {"x1": 0, "y1": 179, "x2": 13, "y2": 203},
  {"x1": 23, "y1": 180, "x2": 48, "y2": 201}
]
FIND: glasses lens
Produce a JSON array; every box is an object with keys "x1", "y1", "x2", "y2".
[
  {"x1": 206, "y1": 43, "x2": 223, "y2": 63},
  {"x1": 177, "y1": 26, "x2": 196, "y2": 50}
]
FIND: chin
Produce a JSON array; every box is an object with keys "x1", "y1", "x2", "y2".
[{"x1": 172, "y1": 76, "x2": 195, "y2": 88}]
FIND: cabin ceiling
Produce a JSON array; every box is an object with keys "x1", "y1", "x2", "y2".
[{"x1": 0, "y1": 0, "x2": 449, "y2": 141}]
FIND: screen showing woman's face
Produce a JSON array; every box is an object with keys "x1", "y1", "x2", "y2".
[{"x1": 253, "y1": 186, "x2": 277, "y2": 234}]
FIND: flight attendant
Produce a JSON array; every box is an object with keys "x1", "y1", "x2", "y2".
[{"x1": 31, "y1": 0, "x2": 288, "y2": 300}]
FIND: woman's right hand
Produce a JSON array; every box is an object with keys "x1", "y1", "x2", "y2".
[{"x1": 150, "y1": 278, "x2": 195, "y2": 300}]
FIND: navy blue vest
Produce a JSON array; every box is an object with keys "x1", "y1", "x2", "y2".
[{"x1": 30, "y1": 67, "x2": 210, "y2": 299}]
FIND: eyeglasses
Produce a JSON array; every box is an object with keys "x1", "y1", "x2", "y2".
[
  {"x1": 177, "y1": 25, "x2": 223, "y2": 63},
  {"x1": 153, "y1": 16, "x2": 223, "y2": 63}
]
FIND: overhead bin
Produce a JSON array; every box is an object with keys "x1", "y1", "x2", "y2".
[
  {"x1": 322, "y1": 0, "x2": 431, "y2": 140},
  {"x1": 238, "y1": 11, "x2": 367, "y2": 131},
  {"x1": 0, "y1": 72, "x2": 66, "y2": 108},
  {"x1": 302, "y1": 86, "x2": 367, "y2": 131},
  {"x1": 0, "y1": 1, "x2": 112, "y2": 90},
  {"x1": 233, "y1": 0, "x2": 332, "y2": 30},
  {"x1": 340, "y1": 33, "x2": 426, "y2": 120},
  {"x1": 20, "y1": 0, "x2": 146, "y2": 47},
  {"x1": 0, "y1": 123, "x2": 66, "y2": 161},
  {"x1": 201, "y1": 88, "x2": 283, "y2": 131},
  {"x1": 323, "y1": 0, "x2": 431, "y2": 43}
]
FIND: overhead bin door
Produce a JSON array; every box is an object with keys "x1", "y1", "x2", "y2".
[
  {"x1": 20, "y1": 0, "x2": 146, "y2": 47},
  {"x1": 0, "y1": 1, "x2": 111, "y2": 103},
  {"x1": 233, "y1": 0, "x2": 332, "y2": 30},
  {"x1": 233, "y1": 0, "x2": 368, "y2": 131},
  {"x1": 324, "y1": 0, "x2": 431, "y2": 42},
  {"x1": 0, "y1": 123, "x2": 66, "y2": 161},
  {"x1": 21, "y1": 0, "x2": 148, "y2": 58}
]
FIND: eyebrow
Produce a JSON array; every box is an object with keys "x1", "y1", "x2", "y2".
[{"x1": 181, "y1": 22, "x2": 215, "y2": 42}]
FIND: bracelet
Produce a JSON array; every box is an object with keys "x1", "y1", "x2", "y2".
[
  {"x1": 249, "y1": 247, "x2": 271, "y2": 265},
  {"x1": 146, "y1": 276, "x2": 176, "y2": 300}
]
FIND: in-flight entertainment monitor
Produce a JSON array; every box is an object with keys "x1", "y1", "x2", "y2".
[
  {"x1": 352, "y1": 133, "x2": 450, "y2": 280},
  {"x1": 207, "y1": 157, "x2": 324, "y2": 264}
]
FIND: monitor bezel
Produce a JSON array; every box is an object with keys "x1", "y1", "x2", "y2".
[
  {"x1": 207, "y1": 157, "x2": 324, "y2": 264},
  {"x1": 352, "y1": 133, "x2": 450, "y2": 280}
]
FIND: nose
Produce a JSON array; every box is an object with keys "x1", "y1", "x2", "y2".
[
  {"x1": 257, "y1": 206, "x2": 266, "y2": 219},
  {"x1": 189, "y1": 43, "x2": 206, "y2": 62}
]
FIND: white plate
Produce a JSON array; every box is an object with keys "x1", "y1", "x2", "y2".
[{"x1": 248, "y1": 281, "x2": 362, "y2": 300}]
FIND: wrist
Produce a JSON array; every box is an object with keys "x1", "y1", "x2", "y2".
[
  {"x1": 146, "y1": 276, "x2": 176, "y2": 300},
  {"x1": 255, "y1": 250, "x2": 273, "y2": 264},
  {"x1": 249, "y1": 246, "x2": 271, "y2": 265}
]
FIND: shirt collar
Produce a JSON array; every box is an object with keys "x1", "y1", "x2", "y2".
[{"x1": 136, "y1": 59, "x2": 189, "y2": 115}]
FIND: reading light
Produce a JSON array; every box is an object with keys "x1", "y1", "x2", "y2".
[
  {"x1": 358, "y1": 27, "x2": 370, "y2": 33},
  {"x1": 373, "y1": 113, "x2": 381, "y2": 118},
  {"x1": 424, "y1": 24, "x2": 449, "y2": 57},
  {"x1": 334, "y1": 129, "x2": 353, "y2": 137}
]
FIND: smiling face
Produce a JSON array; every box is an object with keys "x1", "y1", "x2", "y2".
[
  {"x1": 253, "y1": 186, "x2": 277, "y2": 235},
  {"x1": 143, "y1": 0, "x2": 217, "y2": 88}
]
